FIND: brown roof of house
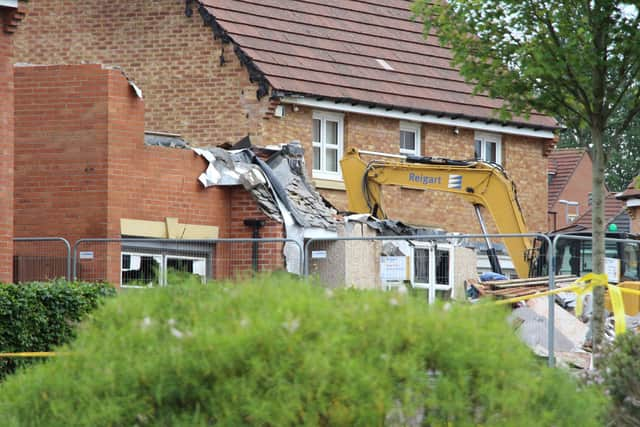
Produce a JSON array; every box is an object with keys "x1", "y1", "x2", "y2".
[
  {"x1": 555, "y1": 192, "x2": 627, "y2": 232},
  {"x1": 573, "y1": 192, "x2": 625, "y2": 229},
  {"x1": 197, "y1": 0, "x2": 557, "y2": 130},
  {"x1": 617, "y1": 177, "x2": 640, "y2": 200},
  {"x1": 547, "y1": 148, "x2": 587, "y2": 210}
]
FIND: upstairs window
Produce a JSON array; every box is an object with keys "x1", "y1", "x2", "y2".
[
  {"x1": 400, "y1": 121, "x2": 421, "y2": 156},
  {"x1": 474, "y1": 131, "x2": 502, "y2": 164},
  {"x1": 312, "y1": 111, "x2": 344, "y2": 180}
]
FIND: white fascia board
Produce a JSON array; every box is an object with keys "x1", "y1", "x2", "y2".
[
  {"x1": 626, "y1": 198, "x2": 640, "y2": 208},
  {"x1": 282, "y1": 97, "x2": 555, "y2": 140},
  {"x1": 0, "y1": 1, "x2": 18, "y2": 8}
]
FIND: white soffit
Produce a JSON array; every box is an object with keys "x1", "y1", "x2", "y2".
[
  {"x1": 0, "y1": 1, "x2": 18, "y2": 8},
  {"x1": 282, "y1": 97, "x2": 555, "y2": 139}
]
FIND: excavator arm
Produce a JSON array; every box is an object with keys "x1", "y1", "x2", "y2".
[{"x1": 340, "y1": 148, "x2": 532, "y2": 278}]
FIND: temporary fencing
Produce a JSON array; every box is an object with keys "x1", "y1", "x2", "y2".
[
  {"x1": 13, "y1": 237, "x2": 72, "y2": 282},
  {"x1": 304, "y1": 232, "x2": 557, "y2": 364},
  {"x1": 9, "y1": 232, "x2": 640, "y2": 368},
  {"x1": 73, "y1": 238, "x2": 303, "y2": 286}
]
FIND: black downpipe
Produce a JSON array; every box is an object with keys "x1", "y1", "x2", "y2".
[{"x1": 244, "y1": 219, "x2": 265, "y2": 272}]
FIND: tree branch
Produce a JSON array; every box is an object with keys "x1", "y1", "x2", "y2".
[{"x1": 538, "y1": 6, "x2": 594, "y2": 115}]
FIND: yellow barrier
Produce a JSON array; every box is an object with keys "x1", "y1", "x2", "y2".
[
  {"x1": 496, "y1": 273, "x2": 637, "y2": 335},
  {"x1": 0, "y1": 352, "x2": 63, "y2": 358}
]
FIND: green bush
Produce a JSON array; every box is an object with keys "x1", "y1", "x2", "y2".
[
  {"x1": 601, "y1": 332, "x2": 640, "y2": 426},
  {"x1": 0, "y1": 275, "x2": 606, "y2": 426},
  {"x1": 0, "y1": 280, "x2": 115, "y2": 379}
]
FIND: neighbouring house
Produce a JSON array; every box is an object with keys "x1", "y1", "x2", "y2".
[
  {"x1": 617, "y1": 177, "x2": 640, "y2": 234},
  {"x1": 555, "y1": 192, "x2": 629, "y2": 234},
  {"x1": 12, "y1": 0, "x2": 559, "y2": 284},
  {"x1": 0, "y1": 1, "x2": 23, "y2": 283},
  {"x1": 547, "y1": 148, "x2": 594, "y2": 231}
]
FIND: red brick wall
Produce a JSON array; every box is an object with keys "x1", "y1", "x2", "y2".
[
  {"x1": 14, "y1": 64, "x2": 285, "y2": 284},
  {"x1": 14, "y1": 65, "x2": 111, "y2": 242},
  {"x1": 263, "y1": 106, "x2": 550, "y2": 235},
  {"x1": 14, "y1": 0, "x2": 272, "y2": 146},
  {"x1": 550, "y1": 155, "x2": 593, "y2": 230},
  {"x1": 0, "y1": 12, "x2": 14, "y2": 283},
  {"x1": 630, "y1": 206, "x2": 640, "y2": 234}
]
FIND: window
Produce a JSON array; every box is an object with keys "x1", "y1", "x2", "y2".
[
  {"x1": 312, "y1": 111, "x2": 344, "y2": 180},
  {"x1": 411, "y1": 242, "x2": 453, "y2": 303},
  {"x1": 400, "y1": 122, "x2": 421, "y2": 156},
  {"x1": 121, "y1": 245, "x2": 209, "y2": 288},
  {"x1": 474, "y1": 131, "x2": 502, "y2": 164}
]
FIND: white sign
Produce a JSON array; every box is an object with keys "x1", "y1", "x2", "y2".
[
  {"x1": 380, "y1": 256, "x2": 407, "y2": 282},
  {"x1": 605, "y1": 257, "x2": 621, "y2": 284},
  {"x1": 311, "y1": 250, "x2": 327, "y2": 259},
  {"x1": 79, "y1": 251, "x2": 94, "y2": 260}
]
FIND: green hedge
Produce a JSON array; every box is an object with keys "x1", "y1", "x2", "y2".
[
  {"x1": 0, "y1": 280, "x2": 116, "y2": 379},
  {"x1": 601, "y1": 332, "x2": 640, "y2": 426},
  {"x1": 0, "y1": 275, "x2": 606, "y2": 426}
]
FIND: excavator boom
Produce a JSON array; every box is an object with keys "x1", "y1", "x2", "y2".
[{"x1": 340, "y1": 148, "x2": 533, "y2": 278}]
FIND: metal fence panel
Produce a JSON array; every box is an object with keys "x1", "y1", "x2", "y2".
[
  {"x1": 73, "y1": 238, "x2": 303, "y2": 286},
  {"x1": 13, "y1": 238, "x2": 71, "y2": 282},
  {"x1": 304, "y1": 232, "x2": 556, "y2": 364}
]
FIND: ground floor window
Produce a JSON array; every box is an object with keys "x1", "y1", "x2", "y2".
[{"x1": 121, "y1": 246, "x2": 210, "y2": 288}]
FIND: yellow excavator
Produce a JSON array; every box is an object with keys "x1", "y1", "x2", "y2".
[
  {"x1": 341, "y1": 148, "x2": 640, "y2": 284},
  {"x1": 341, "y1": 147, "x2": 534, "y2": 278}
]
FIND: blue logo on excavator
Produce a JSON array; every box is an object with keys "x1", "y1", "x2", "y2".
[{"x1": 448, "y1": 175, "x2": 462, "y2": 189}]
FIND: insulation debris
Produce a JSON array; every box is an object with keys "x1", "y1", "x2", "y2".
[{"x1": 193, "y1": 138, "x2": 336, "y2": 230}]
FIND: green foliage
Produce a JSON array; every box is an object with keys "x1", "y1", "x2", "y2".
[
  {"x1": 412, "y1": 0, "x2": 640, "y2": 359},
  {"x1": 0, "y1": 275, "x2": 606, "y2": 426},
  {"x1": 411, "y1": 1, "x2": 640, "y2": 132},
  {"x1": 601, "y1": 333, "x2": 640, "y2": 426},
  {"x1": 0, "y1": 280, "x2": 115, "y2": 379}
]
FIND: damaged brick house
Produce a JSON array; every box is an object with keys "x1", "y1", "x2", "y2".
[{"x1": 12, "y1": 0, "x2": 558, "y2": 284}]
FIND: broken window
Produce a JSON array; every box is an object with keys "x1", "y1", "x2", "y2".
[
  {"x1": 121, "y1": 245, "x2": 210, "y2": 288},
  {"x1": 312, "y1": 111, "x2": 343, "y2": 180},
  {"x1": 121, "y1": 253, "x2": 162, "y2": 288}
]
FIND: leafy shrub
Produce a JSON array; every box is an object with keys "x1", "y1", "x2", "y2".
[
  {"x1": 0, "y1": 274, "x2": 606, "y2": 426},
  {"x1": 0, "y1": 280, "x2": 115, "y2": 379},
  {"x1": 601, "y1": 332, "x2": 640, "y2": 426}
]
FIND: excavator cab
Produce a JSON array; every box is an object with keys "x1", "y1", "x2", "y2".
[{"x1": 528, "y1": 231, "x2": 640, "y2": 280}]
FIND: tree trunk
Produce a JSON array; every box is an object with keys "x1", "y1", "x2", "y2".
[{"x1": 590, "y1": 122, "x2": 607, "y2": 367}]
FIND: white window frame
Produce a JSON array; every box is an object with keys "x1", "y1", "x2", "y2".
[
  {"x1": 164, "y1": 255, "x2": 207, "y2": 284},
  {"x1": 312, "y1": 110, "x2": 344, "y2": 181},
  {"x1": 410, "y1": 242, "x2": 454, "y2": 304},
  {"x1": 400, "y1": 121, "x2": 421, "y2": 156},
  {"x1": 120, "y1": 252, "x2": 207, "y2": 288},
  {"x1": 120, "y1": 251, "x2": 163, "y2": 288},
  {"x1": 474, "y1": 131, "x2": 502, "y2": 164}
]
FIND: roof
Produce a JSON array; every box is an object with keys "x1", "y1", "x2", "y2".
[
  {"x1": 196, "y1": 0, "x2": 557, "y2": 131},
  {"x1": 617, "y1": 176, "x2": 640, "y2": 200},
  {"x1": 557, "y1": 192, "x2": 628, "y2": 233},
  {"x1": 547, "y1": 148, "x2": 588, "y2": 210}
]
